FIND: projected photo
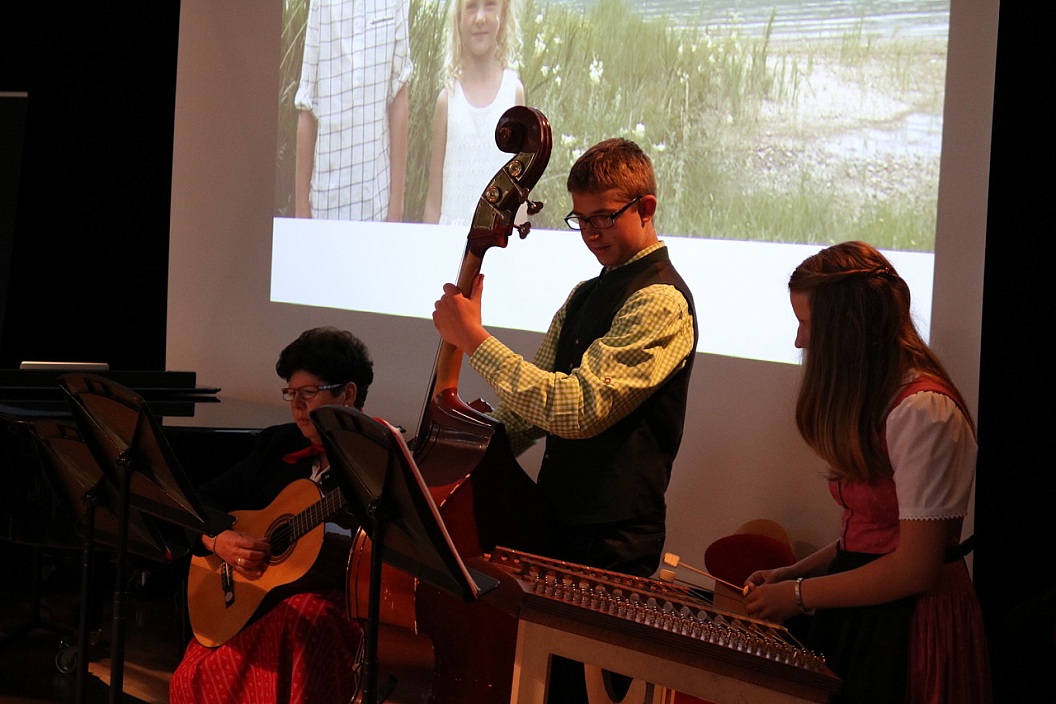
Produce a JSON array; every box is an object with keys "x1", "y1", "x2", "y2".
[
  {"x1": 270, "y1": 0, "x2": 948, "y2": 363},
  {"x1": 275, "y1": 0, "x2": 948, "y2": 249}
]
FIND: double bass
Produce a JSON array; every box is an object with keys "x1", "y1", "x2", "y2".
[{"x1": 345, "y1": 106, "x2": 553, "y2": 703}]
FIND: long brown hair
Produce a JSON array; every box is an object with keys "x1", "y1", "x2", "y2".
[{"x1": 789, "y1": 241, "x2": 962, "y2": 483}]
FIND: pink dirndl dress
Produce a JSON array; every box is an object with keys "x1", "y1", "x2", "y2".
[{"x1": 819, "y1": 377, "x2": 991, "y2": 703}]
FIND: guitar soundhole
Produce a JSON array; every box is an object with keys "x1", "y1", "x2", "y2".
[{"x1": 268, "y1": 518, "x2": 296, "y2": 562}]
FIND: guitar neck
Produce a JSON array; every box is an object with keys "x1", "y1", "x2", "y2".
[{"x1": 290, "y1": 487, "x2": 346, "y2": 542}]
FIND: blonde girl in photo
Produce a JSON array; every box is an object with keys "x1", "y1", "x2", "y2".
[{"x1": 424, "y1": 0, "x2": 525, "y2": 226}]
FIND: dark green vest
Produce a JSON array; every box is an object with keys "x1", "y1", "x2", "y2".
[{"x1": 538, "y1": 247, "x2": 697, "y2": 525}]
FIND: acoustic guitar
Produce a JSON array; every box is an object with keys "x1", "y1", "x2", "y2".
[{"x1": 186, "y1": 478, "x2": 350, "y2": 647}]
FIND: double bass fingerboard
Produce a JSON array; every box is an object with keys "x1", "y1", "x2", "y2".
[{"x1": 486, "y1": 546, "x2": 839, "y2": 696}]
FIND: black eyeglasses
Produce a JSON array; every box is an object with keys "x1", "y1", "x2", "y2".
[
  {"x1": 281, "y1": 383, "x2": 345, "y2": 402},
  {"x1": 564, "y1": 197, "x2": 641, "y2": 231}
]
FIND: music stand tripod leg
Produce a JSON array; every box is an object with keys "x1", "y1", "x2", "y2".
[
  {"x1": 73, "y1": 491, "x2": 99, "y2": 704},
  {"x1": 106, "y1": 452, "x2": 135, "y2": 704},
  {"x1": 362, "y1": 498, "x2": 389, "y2": 704}
]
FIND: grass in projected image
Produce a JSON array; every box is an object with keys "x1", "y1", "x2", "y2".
[{"x1": 274, "y1": 0, "x2": 947, "y2": 253}]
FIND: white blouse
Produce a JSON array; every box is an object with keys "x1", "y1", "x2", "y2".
[{"x1": 887, "y1": 390, "x2": 977, "y2": 521}]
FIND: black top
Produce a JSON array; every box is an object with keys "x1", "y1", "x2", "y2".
[
  {"x1": 538, "y1": 247, "x2": 698, "y2": 526},
  {"x1": 197, "y1": 423, "x2": 317, "y2": 513}
]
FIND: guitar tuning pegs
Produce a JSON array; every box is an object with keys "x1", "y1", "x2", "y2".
[
  {"x1": 514, "y1": 222, "x2": 532, "y2": 239},
  {"x1": 525, "y1": 199, "x2": 544, "y2": 215}
]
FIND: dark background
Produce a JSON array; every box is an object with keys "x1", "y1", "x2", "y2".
[
  {"x1": 1, "y1": 2, "x2": 1053, "y2": 700},
  {"x1": 0, "y1": 3, "x2": 177, "y2": 371}
]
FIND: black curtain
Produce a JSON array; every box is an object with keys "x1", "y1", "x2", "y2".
[
  {"x1": 0, "y1": 3, "x2": 178, "y2": 369},
  {"x1": 974, "y1": 4, "x2": 1056, "y2": 702}
]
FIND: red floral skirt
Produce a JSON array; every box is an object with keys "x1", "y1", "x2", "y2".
[{"x1": 169, "y1": 590, "x2": 364, "y2": 704}]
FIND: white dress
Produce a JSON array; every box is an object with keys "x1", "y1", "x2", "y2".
[{"x1": 439, "y1": 69, "x2": 520, "y2": 227}]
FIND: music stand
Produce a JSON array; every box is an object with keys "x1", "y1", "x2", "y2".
[
  {"x1": 57, "y1": 373, "x2": 234, "y2": 704},
  {"x1": 0, "y1": 413, "x2": 71, "y2": 643},
  {"x1": 29, "y1": 417, "x2": 174, "y2": 704},
  {"x1": 311, "y1": 405, "x2": 499, "y2": 704}
]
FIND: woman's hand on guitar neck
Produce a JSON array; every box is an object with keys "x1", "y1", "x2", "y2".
[
  {"x1": 206, "y1": 529, "x2": 271, "y2": 579},
  {"x1": 433, "y1": 274, "x2": 491, "y2": 355}
]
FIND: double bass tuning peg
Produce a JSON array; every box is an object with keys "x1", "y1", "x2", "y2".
[{"x1": 512, "y1": 199, "x2": 544, "y2": 239}]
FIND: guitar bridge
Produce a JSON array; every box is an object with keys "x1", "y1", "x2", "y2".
[{"x1": 220, "y1": 561, "x2": 236, "y2": 608}]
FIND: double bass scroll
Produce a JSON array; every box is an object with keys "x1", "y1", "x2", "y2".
[{"x1": 419, "y1": 105, "x2": 553, "y2": 433}]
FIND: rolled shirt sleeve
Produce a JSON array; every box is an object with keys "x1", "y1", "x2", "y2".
[{"x1": 470, "y1": 282, "x2": 694, "y2": 449}]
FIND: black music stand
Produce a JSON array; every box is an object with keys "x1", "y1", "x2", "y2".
[
  {"x1": 0, "y1": 413, "x2": 71, "y2": 644},
  {"x1": 28, "y1": 417, "x2": 175, "y2": 704},
  {"x1": 311, "y1": 405, "x2": 499, "y2": 704},
  {"x1": 58, "y1": 373, "x2": 234, "y2": 704}
]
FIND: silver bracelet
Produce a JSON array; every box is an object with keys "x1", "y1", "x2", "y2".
[{"x1": 794, "y1": 577, "x2": 807, "y2": 613}]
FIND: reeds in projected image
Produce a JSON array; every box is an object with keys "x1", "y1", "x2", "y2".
[
  {"x1": 276, "y1": 0, "x2": 947, "y2": 253},
  {"x1": 276, "y1": 0, "x2": 309, "y2": 218}
]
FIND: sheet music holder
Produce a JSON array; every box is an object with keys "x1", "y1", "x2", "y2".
[
  {"x1": 30, "y1": 418, "x2": 172, "y2": 560},
  {"x1": 58, "y1": 374, "x2": 232, "y2": 535},
  {"x1": 57, "y1": 373, "x2": 233, "y2": 704},
  {"x1": 312, "y1": 405, "x2": 499, "y2": 704}
]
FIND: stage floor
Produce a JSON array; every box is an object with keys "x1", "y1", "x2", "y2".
[{"x1": 0, "y1": 542, "x2": 181, "y2": 704}]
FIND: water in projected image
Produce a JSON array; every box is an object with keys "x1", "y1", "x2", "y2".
[{"x1": 565, "y1": 0, "x2": 949, "y2": 38}]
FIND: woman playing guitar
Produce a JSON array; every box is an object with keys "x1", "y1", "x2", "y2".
[{"x1": 171, "y1": 327, "x2": 374, "y2": 704}]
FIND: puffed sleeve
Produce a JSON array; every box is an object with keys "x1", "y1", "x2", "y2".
[{"x1": 887, "y1": 391, "x2": 977, "y2": 520}]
